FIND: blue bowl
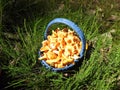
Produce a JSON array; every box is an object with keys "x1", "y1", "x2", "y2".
[{"x1": 39, "y1": 18, "x2": 86, "y2": 72}]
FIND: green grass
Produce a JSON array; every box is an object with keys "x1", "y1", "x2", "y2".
[{"x1": 0, "y1": 0, "x2": 120, "y2": 90}]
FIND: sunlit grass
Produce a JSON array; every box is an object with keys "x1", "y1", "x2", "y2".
[{"x1": 1, "y1": 12, "x2": 119, "y2": 90}]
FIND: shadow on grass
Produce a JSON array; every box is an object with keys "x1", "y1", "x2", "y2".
[{"x1": 2, "y1": 0, "x2": 58, "y2": 32}]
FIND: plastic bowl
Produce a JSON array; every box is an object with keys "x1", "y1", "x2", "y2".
[{"x1": 39, "y1": 18, "x2": 86, "y2": 72}]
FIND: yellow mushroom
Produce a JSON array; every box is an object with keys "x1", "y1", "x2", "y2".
[
  {"x1": 40, "y1": 46, "x2": 50, "y2": 52},
  {"x1": 47, "y1": 51, "x2": 58, "y2": 59},
  {"x1": 39, "y1": 28, "x2": 83, "y2": 68},
  {"x1": 38, "y1": 53, "x2": 48, "y2": 60},
  {"x1": 86, "y1": 43, "x2": 88, "y2": 50}
]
